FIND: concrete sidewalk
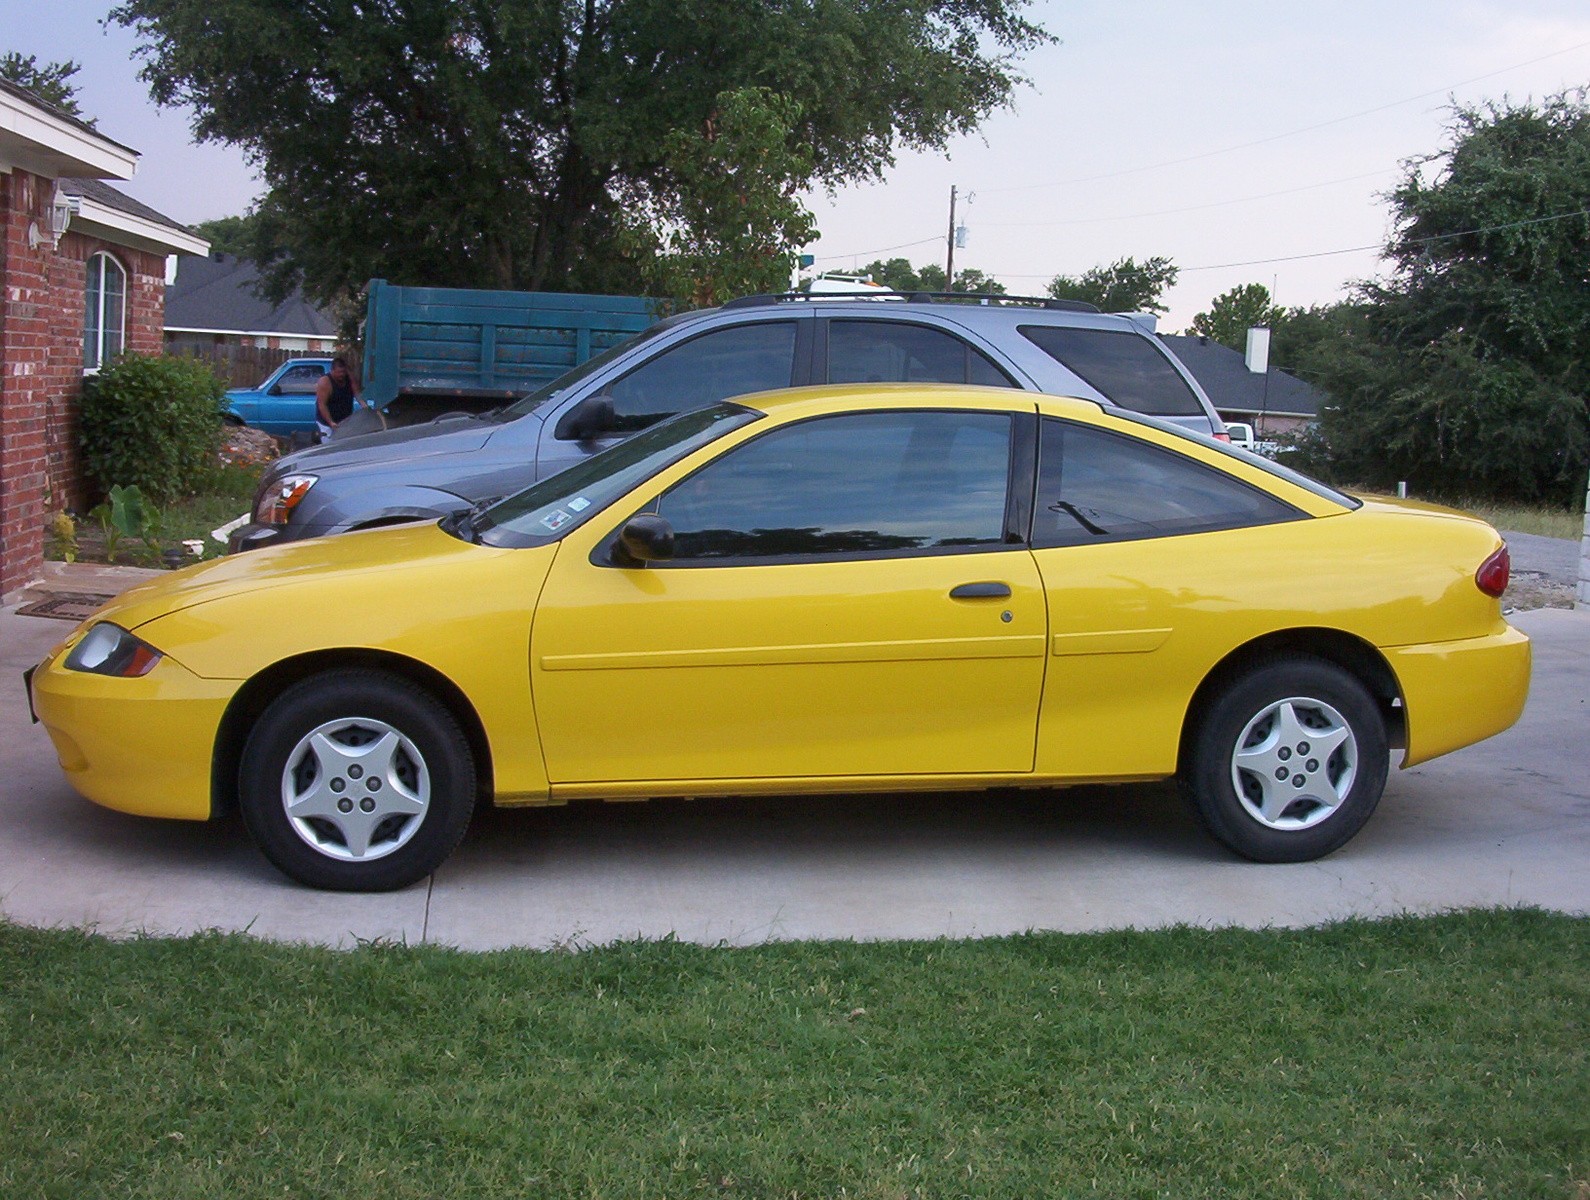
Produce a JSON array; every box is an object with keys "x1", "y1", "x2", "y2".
[{"x1": 2, "y1": 579, "x2": 1586, "y2": 949}]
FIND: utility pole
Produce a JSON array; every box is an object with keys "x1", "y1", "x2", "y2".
[{"x1": 945, "y1": 185, "x2": 957, "y2": 291}]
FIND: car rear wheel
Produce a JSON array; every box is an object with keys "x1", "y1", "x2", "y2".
[
  {"x1": 1182, "y1": 658, "x2": 1388, "y2": 862},
  {"x1": 238, "y1": 670, "x2": 476, "y2": 890}
]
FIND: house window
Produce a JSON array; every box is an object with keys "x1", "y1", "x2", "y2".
[{"x1": 84, "y1": 253, "x2": 128, "y2": 371}]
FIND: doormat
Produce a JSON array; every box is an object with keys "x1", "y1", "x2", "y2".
[{"x1": 14, "y1": 592, "x2": 115, "y2": 622}]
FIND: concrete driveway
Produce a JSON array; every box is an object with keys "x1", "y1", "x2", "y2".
[{"x1": 3, "y1": 586, "x2": 1586, "y2": 949}]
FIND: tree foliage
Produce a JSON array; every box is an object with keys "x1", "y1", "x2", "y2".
[
  {"x1": 112, "y1": 0, "x2": 1051, "y2": 309},
  {"x1": 1046, "y1": 256, "x2": 1178, "y2": 314},
  {"x1": 191, "y1": 213, "x2": 261, "y2": 258},
  {"x1": 0, "y1": 53, "x2": 92, "y2": 124},
  {"x1": 854, "y1": 258, "x2": 1007, "y2": 294},
  {"x1": 1189, "y1": 283, "x2": 1282, "y2": 349},
  {"x1": 627, "y1": 89, "x2": 816, "y2": 307},
  {"x1": 1310, "y1": 91, "x2": 1590, "y2": 503}
]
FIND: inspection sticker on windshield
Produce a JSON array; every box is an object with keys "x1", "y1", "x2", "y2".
[
  {"x1": 567, "y1": 497, "x2": 591, "y2": 512},
  {"x1": 541, "y1": 509, "x2": 573, "y2": 531}
]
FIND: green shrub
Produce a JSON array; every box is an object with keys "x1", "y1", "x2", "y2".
[{"x1": 80, "y1": 353, "x2": 224, "y2": 503}]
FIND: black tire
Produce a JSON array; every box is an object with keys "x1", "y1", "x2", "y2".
[
  {"x1": 239, "y1": 670, "x2": 476, "y2": 890},
  {"x1": 1181, "y1": 657, "x2": 1388, "y2": 863}
]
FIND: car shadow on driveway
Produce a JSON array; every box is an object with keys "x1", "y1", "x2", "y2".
[{"x1": 456, "y1": 780, "x2": 1220, "y2": 873}]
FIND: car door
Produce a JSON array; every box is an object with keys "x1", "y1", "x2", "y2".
[
  {"x1": 259, "y1": 362, "x2": 328, "y2": 435},
  {"x1": 1027, "y1": 416, "x2": 1307, "y2": 780},
  {"x1": 529, "y1": 402, "x2": 1048, "y2": 788},
  {"x1": 533, "y1": 316, "x2": 810, "y2": 483}
]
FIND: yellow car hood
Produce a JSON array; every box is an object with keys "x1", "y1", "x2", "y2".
[{"x1": 99, "y1": 523, "x2": 504, "y2": 633}]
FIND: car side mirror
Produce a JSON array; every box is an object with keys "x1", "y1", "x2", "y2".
[
  {"x1": 613, "y1": 514, "x2": 674, "y2": 567},
  {"x1": 555, "y1": 394, "x2": 615, "y2": 441},
  {"x1": 268, "y1": 384, "x2": 284, "y2": 396}
]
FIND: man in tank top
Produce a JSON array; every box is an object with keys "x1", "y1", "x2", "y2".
[{"x1": 315, "y1": 356, "x2": 363, "y2": 441}]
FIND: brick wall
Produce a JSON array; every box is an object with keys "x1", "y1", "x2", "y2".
[
  {"x1": 0, "y1": 169, "x2": 50, "y2": 600},
  {"x1": 0, "y1": 167, "x2": 169, "y2": 600}
]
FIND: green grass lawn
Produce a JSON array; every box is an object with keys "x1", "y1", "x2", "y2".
[
  {"x1": 1, "y1": 909, "x2": 1584, "y2": 1199},
  {"x1": 157, "y1": 462, "x2": 263, "y2": 550},
  {"x1": 1454, "y1": 500, "x2": 1584, "y2": 542}
]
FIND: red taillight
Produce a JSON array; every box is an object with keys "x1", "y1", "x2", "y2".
[
  {"x1": 1475, "y1": 546, "x2": 1510, "y2": 598},
  {"x1": 1213, "y1": 431, "x2": 1232, "y2": 443}
]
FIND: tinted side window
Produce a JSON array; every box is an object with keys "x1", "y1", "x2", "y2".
[
  {"x1": 278, "y1": 365, "x2": 324, "y2": 394},
  {"x1": 606, "y1": 322, "x2": 797, "y2": 429},
  {"x1": 657, "y1": 410, "x2": 1012, "y2": 562},
  {"x1": 1019, "y1": 326, "x2": 1203, "y2": 416},
  {"x1": 1033, "y1": 418, "x2": 1299, "y2": 548},
  {"x1": 828, "y1": 320, "x2": 1016, "y2": 387}
]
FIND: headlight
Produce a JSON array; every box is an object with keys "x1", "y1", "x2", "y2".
[
  {"x1": 256, "y1": 474, "x2": 318, "y2": 524},
  {"x1": 63, "y1": 623, "x2": 163, "y2": 677}
]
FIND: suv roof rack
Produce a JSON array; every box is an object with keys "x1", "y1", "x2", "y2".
[{"x1": 720, "y1": 291, "x2": 1101, "y2": 314}]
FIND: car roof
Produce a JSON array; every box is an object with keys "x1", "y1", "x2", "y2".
[
  {"x1": 676, "y1": 294, "x2": 1156, "y2": 330},
  {"x1": 719, "y1": 383, "x2": 1348, "y2": 515}
]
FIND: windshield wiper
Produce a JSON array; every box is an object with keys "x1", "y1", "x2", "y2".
[{"x1": 444, "y1": 496, "x2": 499, "y2": 543}]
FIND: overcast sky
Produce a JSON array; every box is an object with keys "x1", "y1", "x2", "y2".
[{"x1": 5, "y1": 1, "x2": 1587, "y2": 330}]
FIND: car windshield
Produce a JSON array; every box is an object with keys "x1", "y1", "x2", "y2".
[
  {"x1": 496, "y1": 316, "x2": 687, "y2": 419},
  {"x1": 471, "y1": 402, "x2": 762, "y2": 548}
]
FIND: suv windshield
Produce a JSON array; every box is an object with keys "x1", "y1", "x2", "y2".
[{"x1": 471, "y1": 403, "x2": 762, "y2": 547}]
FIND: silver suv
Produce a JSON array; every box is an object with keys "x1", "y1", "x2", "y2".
[{"x1": 232, "y1": 293, "x2": 1227, "y2": 551}]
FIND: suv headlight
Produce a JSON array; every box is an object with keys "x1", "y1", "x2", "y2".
[
  {"x1": 256, "y1": 474, "x2": 318, "y2": 524},
  {"x1": 64, "y1": 623, "x2": 163, "y2": 677}
]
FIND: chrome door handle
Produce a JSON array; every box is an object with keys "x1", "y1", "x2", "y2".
[{"x1": 949, "y1": 582, "x2": 1012, "y2": 599}]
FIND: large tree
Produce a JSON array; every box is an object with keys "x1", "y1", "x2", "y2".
[
  {"x1": 112, "y1": 0, "x2": 1051, "y2": 308},
  {"x1": 626, "y1": 88, "x2": 816, "y2": 307},
  {"x1": 1311, "y1": 90, "x2": 1590, "y2": 502},
  {"x1": 1046, "y1": 256, "x2": 1177, "y2": 314}
]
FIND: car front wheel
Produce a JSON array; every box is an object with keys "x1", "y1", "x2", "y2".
[
  {"x1": 238, "y1": 670, "x2": 476, "y2": 890},
  {"x1": 1182, "y1": 658, "x2": 1389, "y2": 862}
]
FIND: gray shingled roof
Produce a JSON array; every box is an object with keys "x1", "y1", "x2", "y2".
[
  {"x1": 1160, "y1": 334, "x2": 1323, "y2": 420},
  {"x1": 58, "y1": 177, "x2": 197, "y2": 238},
  {"x1": 165, "y1": 253, "x2": 337, "y2": 338},
  {"x1": 0, "y1": 76, "x2": 136, "y2": 155}
]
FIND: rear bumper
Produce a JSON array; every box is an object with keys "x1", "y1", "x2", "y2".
[{"x1": 1386, "y1": 624, "x2": 1531, "y2": 767}]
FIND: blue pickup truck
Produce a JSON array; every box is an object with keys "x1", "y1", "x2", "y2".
[{"x1": 222, "y1": 358, "x2": 333, "y2": 436}]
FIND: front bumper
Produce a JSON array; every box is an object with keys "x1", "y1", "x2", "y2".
[
  {"x1": 30, "y1": 640, "x2": 238, "y2": 821},
  {"x1": 227, "y1": 521, "x2": 289, "y2": 553}
]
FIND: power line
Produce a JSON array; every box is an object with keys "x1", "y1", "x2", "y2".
[
  {"x1": 983, "y1": 39, "x2": 1590, "y2": 195},
  {"x1": 980, "y1": 169, "x2": 1395, "y2": 228},
  {"x1": 810, "y1": 235, "x2": 942, "y2": 263},
  {"x1": 992, "y1": 207, "x2": 1590, "y2": 278}
]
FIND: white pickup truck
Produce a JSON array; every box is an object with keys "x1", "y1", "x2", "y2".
[{"x1": 1224, "y1": 421, "x2": 1283, "y2": 456}]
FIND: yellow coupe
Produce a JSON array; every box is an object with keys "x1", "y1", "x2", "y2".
[{"x1": 27, "y1": 386, "x2": 1531, "y2": 890}]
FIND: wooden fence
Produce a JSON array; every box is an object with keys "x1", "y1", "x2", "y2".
[{"x1": 165, "y1": 342, "x2": 360, "y2": 389}]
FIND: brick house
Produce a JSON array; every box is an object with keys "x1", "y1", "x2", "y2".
[{"x1": 0, "y1": 79, "x2": 207, "y2": 602}]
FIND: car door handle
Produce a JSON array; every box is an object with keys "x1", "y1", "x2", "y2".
[{"x1": 949, "y1": 582, "x2": 1012, "y2": 600}]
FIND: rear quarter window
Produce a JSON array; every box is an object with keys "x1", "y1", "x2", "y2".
[
  {"x1": 1033, "y1": 418, "x2": 1301, "y2": 548},
  {"x1": 1020, "y1": 325, "x2": 1204, "y2": 417}
]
